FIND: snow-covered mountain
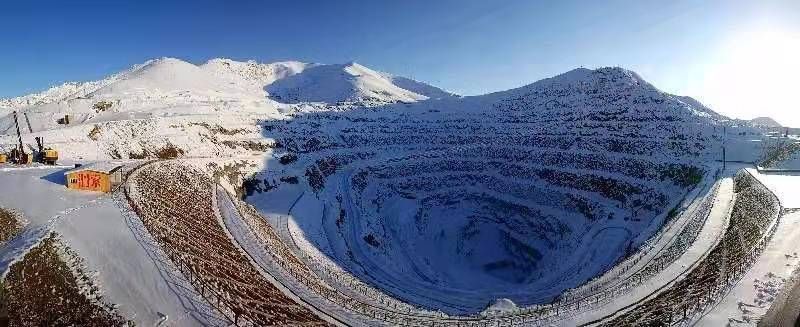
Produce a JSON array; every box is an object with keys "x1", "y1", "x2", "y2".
[
  {"x1": 243, "y1": 66, "x2": 736, "y2": 313},
  {"x1": 266, "y1": 62, "x2": 454, "y2": 105},
  {"x1": 673, "y1": 95, "x2": 724, "y2": 120},
  {"x1": 89, "y1": 57, "x2": 251, "y2": 97},
  {"x1": 0, "y1": 58, "x2": 451, "y2": 111},
  {"x1": 0, "y1": 61, "x2": 152, "y2": 110},
  {"x1": 201, "y1": 58, "x2": 310, "y2": 90},
  {"x1": 379, "y1": 73, "x2": 456, "y2": 99},
  {"x1": 0, "y1": 57, "x2": 457, "y2": 159},
  {"x1": 749, "y1": 116, "x2": 782, "y2": 128}
]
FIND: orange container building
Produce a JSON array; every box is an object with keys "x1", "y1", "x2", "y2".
[{"x1": 65, "y1": 163, "x2": 123, "y2": 193}]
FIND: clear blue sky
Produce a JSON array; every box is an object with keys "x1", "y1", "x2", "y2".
[{"x1": 2, "y1": 0, "x2": 799, "y2": 124}]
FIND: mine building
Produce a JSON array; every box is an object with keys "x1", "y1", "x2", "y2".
[{"x1": 64, "y1": 163, "x2": 123, "y2": 192}]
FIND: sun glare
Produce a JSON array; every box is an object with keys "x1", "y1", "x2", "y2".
[{"x1": 700, "y1": 27, "x2": 800, "y2": 125}]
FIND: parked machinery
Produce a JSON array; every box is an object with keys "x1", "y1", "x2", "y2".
[
  {"x1": 34, "y1": 137, "x2": 58, "y2": 165},
  {"x1": 8, "y1": 148, "x2": 31, "y2": 164},
  {"x1": 56, "y1": 115, "x2": 70, "y2": 125},
  {"x1": 9, "y1": 111, "x2": 29, "y2": 164},
  {"x1": 4, "y1": 111, "x2": 58, "y2": 165}
]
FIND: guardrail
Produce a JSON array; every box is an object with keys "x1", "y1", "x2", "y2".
[
  {"x1": 125, "y1": 160, "x2": 759, "y2": 326},
  {"x1": 598, "y1": 169, "x2": 782, "y2": 326},
  {"x1": 686, "y1": 168, "x2": 784, "y2": 324}
]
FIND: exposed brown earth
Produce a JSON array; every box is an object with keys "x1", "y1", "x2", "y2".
[
  {"x1": 0, "y1": 209, "x2": 22, "y2": 244},
  {"x1": 128, "y1": 161, "x2": 329, "y2": 326},
  {"x1": 602, "y1": 170, "x2": 780, "y2": 325},
  {"x1": 0, "y1": 234, "x2": 129, "y2": 327}
]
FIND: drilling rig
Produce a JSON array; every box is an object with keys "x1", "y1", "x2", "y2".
[
  {"x1": 9, "y1": 111, "x2": 31, "y2": 164},
  {"x1": 35, "y1": 136, "x2": 59, "y2": 165},
  {"x1": 5, "y1": 111, "x2": 58, "y2": 165}
]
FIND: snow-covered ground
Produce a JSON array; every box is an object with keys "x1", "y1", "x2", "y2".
[
  {"x1": 695, "y1": 167, "x2": 800, "y2": 326},
  {"x1": 752, "y1": 170, "x2": 800, "y2": 209},
  {"x1": 698, "y1": 212, "x2": 800, "y2": 326},
  {"x1": 0, "y1": 165, "x2": 222, "y2": 326}
]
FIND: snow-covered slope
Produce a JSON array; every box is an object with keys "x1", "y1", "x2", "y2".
[
  {"x1": 0, "y1": 61, "x2": 151, "y2": 111},
  {"x1": 88, "y1": 57, "x2": 245, "y2": 97},
  {"x1": 0, "y1": 58, "x2": 289, "y2": 158},
  {"x1": 201, "y1": 58, "x2": 310, "y2": 89},
  {"x1": 379, "y1": 74, "x2": 456, "y2": 99},
  {"x1": 244, "y1": 67, "x2": 737, "y2": 314},
  {"x1": 749, "y1": 116, "x2": 782, "y2": 127},
  {"x1": 674, "y1": 95, "x2": 724, "y2": 120},
  {"x1": 266, "y1": 62, "x2": 451, "y2": 105},
  {"x1": 0, "y1": 57, "x2": 459, "y2": 161}
]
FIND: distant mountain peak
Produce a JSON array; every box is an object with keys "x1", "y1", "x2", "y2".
[
  {"x1": 265, "y1": 61, "x2": 454, "y2": 105},
  {"x1": 202, "y1": 58, "x2": 310, "y2": 87},
  {"x1": 749, "y1": 116, "x2": 782, "y2": 127}
]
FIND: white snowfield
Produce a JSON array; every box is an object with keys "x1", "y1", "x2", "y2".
[{"x1": 0, "y1": 56, "x2": 796, "y2": 326}]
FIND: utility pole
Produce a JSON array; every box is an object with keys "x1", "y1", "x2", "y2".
[
  {"x1": 723, "y1": 147, "x2": 726, "y2": 170},
  {"x1": 721, "y1": 125, "x2": 726, "y2": 171}
]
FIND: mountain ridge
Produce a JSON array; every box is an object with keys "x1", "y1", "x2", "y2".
[
  {"x1": 0, "y1": 57, "x2": 454, "y2": 109},
  {"x1": 749, "y1": 116, "x2": 782, "y2": 127},
  {"x1": 1, "y1": 59, "x2": 733, "y2": 128},
  {"x1": 0, "y1": 58, "x2": 770, "y2": 166}
]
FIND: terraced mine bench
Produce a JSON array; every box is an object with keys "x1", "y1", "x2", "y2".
[
  {"x1": 600, "y1": 170, "x2": 781, "y2": 325},
  {"x1": 126, "y1": 161, "x2": 330, "y2": 326}
]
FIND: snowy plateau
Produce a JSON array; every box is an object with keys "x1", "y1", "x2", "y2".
[{"x1": 0, "y1": 57, "x2": 799, "y2": 326}]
